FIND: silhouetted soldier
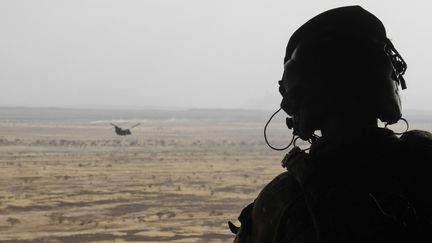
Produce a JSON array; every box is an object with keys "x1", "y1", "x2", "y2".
[{"x1": 230, "y1": 6, "x2": 432, "y2": 243}]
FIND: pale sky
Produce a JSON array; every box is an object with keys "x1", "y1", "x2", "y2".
[{"x1": 1, "y1": 0, "x2": 432, "y2": 110}]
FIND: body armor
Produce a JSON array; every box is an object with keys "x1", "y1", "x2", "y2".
[{"x1": 231, "y1": 129, "x2": 432, "y2": 242}]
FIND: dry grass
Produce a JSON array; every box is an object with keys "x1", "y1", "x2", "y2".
[
  {"x1": 0, "y1": 121, "x2": 289, "y2": 243},
  {"x1": 2, "y1": 119, "x2": 429, "y2": 242}
]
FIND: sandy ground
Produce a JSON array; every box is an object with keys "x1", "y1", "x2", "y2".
[
  {"x1": 0, "y1": 121, "x2": 291, "y2": 243},
  {"x1": 1, "y1": 119, "x2": 430, "y2": 243}
]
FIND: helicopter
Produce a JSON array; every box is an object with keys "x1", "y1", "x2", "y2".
[{"x1": 110, "y1": 123, "x2": 140, "y2": 136}]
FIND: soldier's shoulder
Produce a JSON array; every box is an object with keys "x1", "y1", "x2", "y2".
[
  {"x1": 251, "y1": 171, "x2": 306, "y2": 242},
  {"x1": 258, "y1": 171, "x2": 300, "y2": 196},
  {"x1": 401, "y1": 129, "x2": 432, "y2": 146},
  {"x1": 399, "y1": 130, "x2": 432, "y2": 167},
  {"x1": 254, "y1": 171, "x2": 303, "y2": 210},
  {"x1": 400, "y1": 130, "x2": 432, "y2": 155}
]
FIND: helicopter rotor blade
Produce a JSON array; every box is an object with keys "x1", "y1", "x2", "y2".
[{"x1": 129, "y1": 123, "x2": 140, "y2": 129}]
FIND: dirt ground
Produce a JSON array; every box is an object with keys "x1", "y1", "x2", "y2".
[
  {"x1": 0, "y1": 121, "x2": 291, "y2": 242},
  {"x1": 1, "y1": 119, "x2": 429, "y2": 243}
]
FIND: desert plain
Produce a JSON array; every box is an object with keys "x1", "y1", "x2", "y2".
[
  {"x1": 0, "y1": 108, "x2": 430, "y2": 243},
  {"x1": 0, "y1": 108, "x2": 296, "y2": 243}
]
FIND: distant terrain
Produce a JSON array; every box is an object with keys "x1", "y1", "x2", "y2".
[
  {"x1": 0, "y1": 107, "x2": 430, "y2": 242},
  {"x1": 0, "y1": 106, "x2": 274, "y2": 124}
]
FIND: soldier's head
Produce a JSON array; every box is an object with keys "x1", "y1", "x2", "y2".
[{"x1": 279, "y1": 6, "x2": 407, "y2": 140}]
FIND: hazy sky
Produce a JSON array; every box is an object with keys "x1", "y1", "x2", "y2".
[{"x1": 1, "y1": 0, "x2": 432, "y2": 110}]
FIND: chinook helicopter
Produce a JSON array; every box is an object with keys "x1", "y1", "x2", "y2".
[{"x1": 110, "y1": 123, "x2": 140, "y2": 136}]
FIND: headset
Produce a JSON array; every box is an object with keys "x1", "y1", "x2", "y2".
[
  {"x1": 264, "y1": 38, "x2": 407, "y2": 151},
  {"x1": 384, "y1": 39, "x2": 407, "y2": 90}
]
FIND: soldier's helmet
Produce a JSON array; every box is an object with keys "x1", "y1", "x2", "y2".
[{"x1": 279, "y1": 6, "x2": 407, "y2": 140}]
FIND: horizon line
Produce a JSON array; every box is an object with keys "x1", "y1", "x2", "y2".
[{"x1": 0, "y1": 105, "x2": 431, "y2": 113}]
